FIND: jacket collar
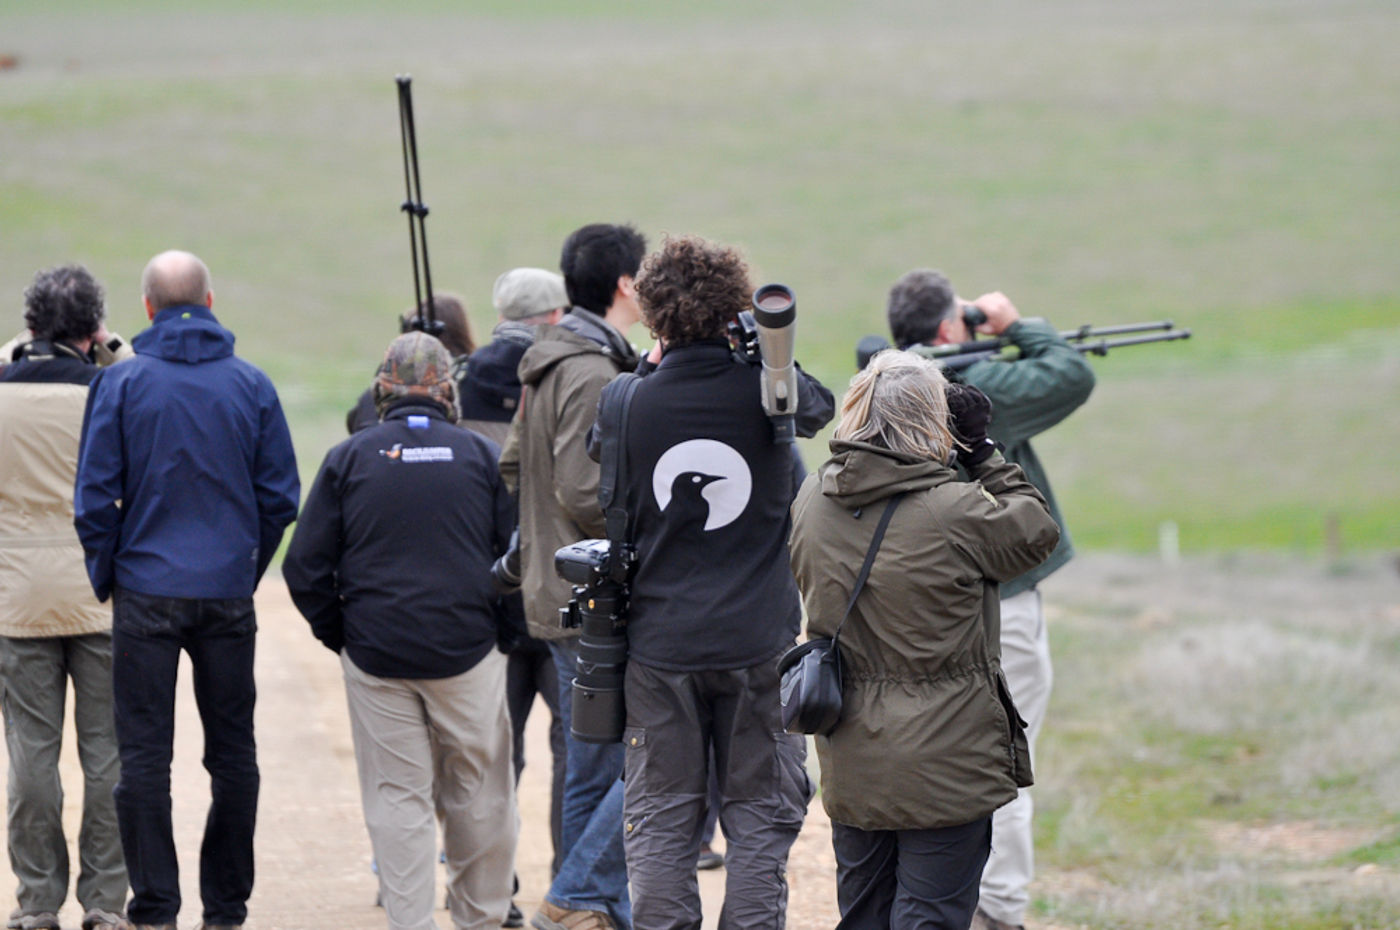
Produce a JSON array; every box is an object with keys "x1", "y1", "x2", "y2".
[
  {"x1": 382, "y1": 399, "x2": 450, "y2": 422},
  {"x1": 17, "y1": 339, "x2": 94, "y2": 365},
  {"x1": 559, "y1": 307, "x2": 638, "y2": 366},
  {"x1": 656, "y1": 339, "x2": 731, "y2": 368}
]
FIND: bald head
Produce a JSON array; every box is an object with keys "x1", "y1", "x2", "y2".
[{"x1": 141, "y1": 250, "x2": 212, "y2": 316}]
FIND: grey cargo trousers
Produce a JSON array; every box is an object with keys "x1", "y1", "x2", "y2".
[{"x1": 622, "y1": 658, "x2": 810, "y2": 930}]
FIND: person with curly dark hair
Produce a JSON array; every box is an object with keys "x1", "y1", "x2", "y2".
[
  {"x1": 595, "y1": 234, "x2": 833, "y2": 929},
  {"x1": 2, "y1": 267, "x2": 131, "y2": 368},
  {"x1": 0, "y1": 265, "x2": 129, "y2": 930}
]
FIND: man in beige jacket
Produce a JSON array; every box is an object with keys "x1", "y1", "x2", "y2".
[{"x1": 0, "y1": 265, "x2": 131, "y2": 930}]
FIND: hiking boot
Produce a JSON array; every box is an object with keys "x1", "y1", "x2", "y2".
[
  {"x1": 531, "y1": 900, "x2": 616, "y2": 930},
  {"x1": 503, "y1": 900, "x2": 525, "y2": 927},
  {"x1": 81, "y1": 911, "x2": 124, "y2": 930},
  {"x1": 970, "y1": 907, "x2": 1024, "y2": 930}
]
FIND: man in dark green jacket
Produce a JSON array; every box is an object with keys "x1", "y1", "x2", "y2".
[{"x1": 888, "y1": 270, "x2": 1095, "y2": 930}]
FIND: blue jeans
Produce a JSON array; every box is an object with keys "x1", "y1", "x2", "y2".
[
  {"x1": 548, "y1": 639, "x2": 630, "y2": 928},
  {"x1": 111, "y1": 589, "x2": 259, "y2": 926}
]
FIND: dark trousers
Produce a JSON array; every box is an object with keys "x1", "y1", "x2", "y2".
[
  {"x1": 505, "y1": 635, "x2": 564, "y2": 873},
  {"x1": 111, "y1": 589, "x2": 259, "y2": 926},
  {"x1": 623, "y1": 659, "x2": 810, "y2": 930},
  {"x1": 831, "y1": 816, "x2": 992, "y2": 930}
]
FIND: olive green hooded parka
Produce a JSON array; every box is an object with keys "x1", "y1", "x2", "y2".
[{"x1": 790, "y1": 441, "x2": 1059, "y2": 831}]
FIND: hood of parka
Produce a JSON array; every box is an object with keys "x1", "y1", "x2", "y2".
[
  {"x1": 132, "y1": 304, "x2": 235, "y2": 365},
  {"x1": 818, "y1": 438, "x2": 959, "y2": 509},
  {"x1": 516, "y1": 309, "x2": 638, "y2": 388}
]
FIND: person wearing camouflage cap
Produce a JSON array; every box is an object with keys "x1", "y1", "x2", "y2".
[
  {"x1": 372, "y1": 330, "x2": 459, "y2": 421},
  {"x1": 285, "y1": 330, "x2": 517, "y2": 930}
]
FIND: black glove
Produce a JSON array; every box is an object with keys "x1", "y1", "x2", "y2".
[{"x1": 946, "y1": 382, "x2": 997, "y2": 467}]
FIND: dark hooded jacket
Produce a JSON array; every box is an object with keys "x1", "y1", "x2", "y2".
[
  {"x1": 789, "y1": 440, "x2": 1059, "y2": 830},
  {"x1": 74, "y1": 304, "x2": 300, "y2": 601}
]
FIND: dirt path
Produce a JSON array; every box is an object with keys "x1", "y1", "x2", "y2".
[{"x1": 0, "y1": 581, "x2": 839, "y2": 929}]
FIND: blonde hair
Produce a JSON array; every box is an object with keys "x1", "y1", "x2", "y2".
[{"x1": 834, "y1": 350, "x2": 955, "y2": 461}]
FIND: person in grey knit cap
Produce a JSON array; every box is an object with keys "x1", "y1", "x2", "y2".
[
  {"x1": 456, "y1": 268, "x2": 569, "y2": 444},
  {"x1": 460, "y1": 267, "x2": 570, "y2": 929}
]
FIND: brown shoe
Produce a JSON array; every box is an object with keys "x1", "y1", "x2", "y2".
[{"x1": 531, "y1": 900, "x2": 615, "y2": 930}]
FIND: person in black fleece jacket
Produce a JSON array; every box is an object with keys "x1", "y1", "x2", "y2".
[{"x1": 284, "y1": 332, "x2": 517, "y2": 930}]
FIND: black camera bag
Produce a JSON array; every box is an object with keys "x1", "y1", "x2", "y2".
[{"x1": 777, "y1": 492, "x2": 903, "y2": 736}]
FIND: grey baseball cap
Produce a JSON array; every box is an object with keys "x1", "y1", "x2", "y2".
[{"x1": 492, "y1": 267, "x2": 569, "y2": 321}]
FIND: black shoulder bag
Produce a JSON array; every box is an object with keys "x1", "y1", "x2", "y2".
[{"x1": 777, "y1": 492, "x2": 904, "y2": 736}]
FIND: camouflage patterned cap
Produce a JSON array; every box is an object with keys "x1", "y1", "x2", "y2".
[{"x1": 371, "y1": 331, "x2": 458, "y2": 420}]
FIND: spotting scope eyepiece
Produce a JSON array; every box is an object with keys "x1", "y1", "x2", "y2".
[{"x1": 752, "y1": 283, "x2": 799, "y2": 444}]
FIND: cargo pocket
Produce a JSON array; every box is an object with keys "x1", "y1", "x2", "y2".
[
  {"x1": 993, "y1": 670, "x2": 1034, "y2": 788},
  {"x1": 772, "y1": 731, "x2": 813, "y2": 828},
  {"x1": 621, "y1": 726, "x2": 652, "y2": 845}
]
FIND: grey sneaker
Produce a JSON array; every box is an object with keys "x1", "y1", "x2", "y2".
[
  {"x1": 15, "y1": 915, "x2": 59, "y2": 930},
  {"x1": 970, "y1": 907, "x2": 1025, "y2": 930},
  {"x1": 81, "y1": 911, "x2": 124, "y2": 930}
]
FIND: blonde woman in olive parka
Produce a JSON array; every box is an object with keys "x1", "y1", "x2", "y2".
[{"x1": 789, "y1": 350, "x2": 1059, "y2": 930}]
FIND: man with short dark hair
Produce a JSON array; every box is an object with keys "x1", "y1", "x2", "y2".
[
  {"x1": 498, "y1": 224, "x2": 645, "y2": 930},
  {"x1": 0, "y1": 265, "x2": 129, "y2": 930},
  {"x1": 887, "y1": 269, "x2": 1095, "y2": 930},
  {"x1": 74, "y1": 250, "x2": 300, "y2": 930},
  {"x1": 601, "y1": 234, "x2": 834, "y2": 929}
]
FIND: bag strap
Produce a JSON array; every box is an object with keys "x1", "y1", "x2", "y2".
[
  {"x1": 832, "y1": 492, "x2": 904, "y2": 647},
  {"x1": 595, "y1": 372, "x2": 641, "y2": 580}
]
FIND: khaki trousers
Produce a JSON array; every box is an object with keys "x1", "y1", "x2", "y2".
[
  {"x1": 342, "y1": 650, "x2": 517, "y2": 930},
  {"x1": 978, "y1": 590, "x2": 1052, "y2": 926}
]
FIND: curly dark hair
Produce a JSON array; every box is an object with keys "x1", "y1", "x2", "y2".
[
  {"x1": 636, "y1": 235, "x2": 752, "y2": 347},
  {"x1": 887, "y1": 269, "x2": 956, "y2": 348},
  {"x1": 23, "y1": 265, "x2": 105, "y2": 343}
]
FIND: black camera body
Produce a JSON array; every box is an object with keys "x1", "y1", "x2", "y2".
[{"x1": 556, "y1": 539, "x2": 635, "y2": 744}]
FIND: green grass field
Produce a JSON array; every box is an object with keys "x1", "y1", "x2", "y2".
[{"x1": 2, "y1": 0, "x2": 1397, "y2": 554}]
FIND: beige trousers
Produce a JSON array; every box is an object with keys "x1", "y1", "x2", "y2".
[
  {"x1": 341, "y1": 649, "x2": 517, "y2": 930},
  {"x1": 978, "y1": 589, "x2": 1053, "y2": 927}
]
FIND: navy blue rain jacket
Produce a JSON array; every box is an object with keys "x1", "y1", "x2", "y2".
[{"x1": 74, "y1": 304, "x2": 300, "y2": 601}]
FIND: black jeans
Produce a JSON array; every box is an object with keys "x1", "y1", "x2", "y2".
[
  {"x1": 832, "y1": 816, "x2": 992, "y2": 930},
  {"x1": 111, "y1": 589, "x2": 259, "y2": 926}
]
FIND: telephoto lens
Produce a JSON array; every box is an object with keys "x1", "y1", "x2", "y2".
[
  {"x1": 489, "y1": 529, "x2": 523, "y2": 594},
  {"x1": 751, "y1": 283, "x2": 799, "y2": 443},
  {"x1": 570, "y1": 585, "x2": 628, "y2": 744}
]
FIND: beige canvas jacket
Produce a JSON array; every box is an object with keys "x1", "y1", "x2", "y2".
[{"x1": 0, "y1": 377, "x2": 111, "y2": 637}]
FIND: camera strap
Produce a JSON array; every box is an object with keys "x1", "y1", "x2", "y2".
[{"x1": 595, "y1": 372, "x2": 641, "y2": 579}]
